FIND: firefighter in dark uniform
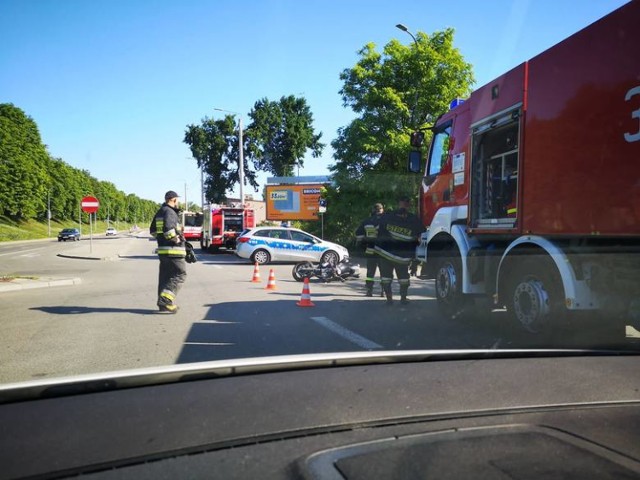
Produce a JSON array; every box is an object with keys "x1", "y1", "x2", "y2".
[
  {"x1": 150, "y1": 190, "x2": 187, "y2": 313},
  {"x1": 374, "y1": 197, "x2": 423, "y2": 305},
  {"x1": 355, "y1": 203, "x2": 384, "y2": 296}
]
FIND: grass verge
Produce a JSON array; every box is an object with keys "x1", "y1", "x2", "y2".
[{"x1": 0, "y1": 216, "x2": 136, "y2": 242}]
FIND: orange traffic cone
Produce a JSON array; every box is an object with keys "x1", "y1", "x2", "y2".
[
  {"x1": 264, "y1": 269, "x2": 277, "y2": 290},
  {"x1": 251, "y1": 263, "x2": 261, "y2": 283},
  {"x1": 296, "y1": 277, "x2": 315, "y2": 307}
]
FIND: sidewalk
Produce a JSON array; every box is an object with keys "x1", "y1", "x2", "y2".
[
  {"x1": 0, "y1": 232, "x2": 149, "y2": 293},
  {"x1": 0, "y1": 276, "x2": 82, "y2": 293},
  {"x1": 56, "y1": 239, "x2": 122, "y2": 261},
  {"x1": 56, "y1": 231, "x2": 151, "y2": 261}
]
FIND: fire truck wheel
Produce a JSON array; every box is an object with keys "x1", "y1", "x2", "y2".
[
  {"x1": 434, "y1": 252, "x2": 471, "y2": 320},
  {"x1": 507, "y1": 258, "x2": 563, "y2": 335},
  {"x1": 252, "y1": 249, "x2": 271, "y2": 265}
]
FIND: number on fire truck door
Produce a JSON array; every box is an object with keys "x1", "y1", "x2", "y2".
[{"x1": 624, "y1": 86, "x2": 640, "y2": 143}]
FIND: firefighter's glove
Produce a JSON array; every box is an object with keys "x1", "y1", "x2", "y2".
[{"x1": 185, "y1": 242, "x2": 197, "y2": 264}]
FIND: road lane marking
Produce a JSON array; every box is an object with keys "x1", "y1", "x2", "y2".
[
  {"x1": 311, "y1": 316, "x2": 383, "y2": 350},
  {"x1": 626, "y1": 326, "x2": 640, "y2": 338},
  {"x1": 197, "y1": 320, "x2": 240, "y2": 324},
  {"x1": 184, "y1": 342, "x2": 235, "y2": 346},
  {"x1": 0, "y1": 247, "x2": 45, "y2": 257}
]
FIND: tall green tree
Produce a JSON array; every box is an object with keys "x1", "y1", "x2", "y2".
[
  {"x1": 0, "y1": 103, "x2": 50, "y2": 219},
  {"x1": 323, "y1": 28, "x2": 474, "y2": 244},
  {"x1": 245, "y1": 95, "x2": 324, "y2": 177},
  {"x1": 184, "y1": 115, "x2": 258, "y2": 203}
]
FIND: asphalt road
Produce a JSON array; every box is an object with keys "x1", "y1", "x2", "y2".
[{"x1": 0, "y1": 234, "x2": 636, "y2": 383}]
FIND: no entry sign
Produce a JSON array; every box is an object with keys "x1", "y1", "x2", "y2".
[{"x1": 81, "y1": 196, "x2": 99, "y2": 214}]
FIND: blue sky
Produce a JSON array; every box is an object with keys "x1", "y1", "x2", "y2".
[{"x1": 0, "y1": 0, "x2": 629, "y2": 204}]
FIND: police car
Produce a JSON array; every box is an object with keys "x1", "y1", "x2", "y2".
[{"x1": 236, "y1": 227, "x2": 349, "y2": 265}]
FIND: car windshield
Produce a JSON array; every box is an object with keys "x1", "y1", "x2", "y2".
[{"x1": 1, "y1": 0, "x2": 638, "y2": 389}]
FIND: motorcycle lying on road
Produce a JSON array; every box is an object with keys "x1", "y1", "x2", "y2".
[{"x1": 291, "y1": 259, "x2": 360, "y2": 283}]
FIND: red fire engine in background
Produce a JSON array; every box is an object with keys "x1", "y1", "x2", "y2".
[
  {"x1": 200, "y1": 204, "x2": 255, "y2": 252},
  {"x1": 410, "y1": 1, "x2": 640, "y2": 333},
  {"x1": 181, "y1": 211, "x2": 203, "y2": 241}
]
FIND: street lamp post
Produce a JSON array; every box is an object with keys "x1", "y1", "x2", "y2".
[
  {"x1": 188, "y1": 156, "x2": 205, "y2": 211},
  {"x1": 213, "y1": 107, "x2": 244, "y2": 206},
  {"x1": 47, "y1": 190, "x2": 51, "y2": 237},
  {"x1": 396, "y1": 23, "x2": 420, "y2": 125}
]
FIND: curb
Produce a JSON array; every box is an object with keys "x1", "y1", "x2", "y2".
[
  {"x1": 0, "y1": 277, "x2": 82, "y2": 293},
  {"x1": 56, "y1": 253, "x2": 119, "y2": 261}
]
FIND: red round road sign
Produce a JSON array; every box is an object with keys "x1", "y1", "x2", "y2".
[{"x1": 81, "y1": 196, "x2": 99, "y2": 213}]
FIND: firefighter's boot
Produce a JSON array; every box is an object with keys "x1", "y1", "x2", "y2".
[
  {"x1": 400, "y1": 285, "x2": 410, "y2": 305},
  {"x1": 383, "y1": 283, "x2": 393, "y2": 305},
  {"x1": 158, "y1": 304, "x2": 179, "y2": 314},
  {"x1": 365, "y1": 281, "x2": 373, "y2": 297},
  {"x1": 158, "y1": 290, "x2": 178, "y2": 314}
]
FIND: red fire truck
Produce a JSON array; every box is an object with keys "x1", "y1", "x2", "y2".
[
  {"x1": 181, "y1": 211, "x2": 203, "y2": 241},
  {"x1": 200, "y1": 204, "x2": 255, "y2": 252},
  {"x1": 410, "y1": 1, "x2": 640, "y2": 333}
]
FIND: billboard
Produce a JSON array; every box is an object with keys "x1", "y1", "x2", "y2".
[{"x1": 266, "y1": 184, "x2": 324, "y2": 221}]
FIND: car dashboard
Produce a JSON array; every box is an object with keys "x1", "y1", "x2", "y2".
[{"x1": 1, "y1": 352, "x2": 640, "y2": 479}]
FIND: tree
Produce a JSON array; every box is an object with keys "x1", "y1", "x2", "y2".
[
  {"x1": 0, "y1": 104, "x2": 50, "y2": 219},
  {"x1": 184, "y1": 115, "x2": 258, "y2": 203},
  {"x1": 246, "y1": 95, "x2": 324, "y2": 177},
  {"x1": 324, "y1": 28, "x2": 474, "y2": 244}
]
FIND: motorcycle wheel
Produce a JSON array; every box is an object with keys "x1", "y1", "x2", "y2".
[{"x1": 292, "y1": 262, "x2": 314, "y2": 282}]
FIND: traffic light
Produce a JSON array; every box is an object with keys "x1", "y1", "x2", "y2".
[{"x1": 410, "y1": 131, "x2": 425, "y2": 148}]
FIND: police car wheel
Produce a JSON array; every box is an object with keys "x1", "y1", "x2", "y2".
[
  {"x1": 252, "y1": 249, "x2": 270, "y2": 265},
  {"x1": 321, "y1": 251, "x2": 339, "y2": 266}
]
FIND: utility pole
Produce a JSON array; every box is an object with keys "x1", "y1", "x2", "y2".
[
  {"x1": 396, "y1": 23, "x2": 420, "y2": 125},
  {"x1": 201, "y1": 167, "x2": 205, "y2": 210},
  {"x1": 47, "y1": 190, "x2": 51, "y2": 237},
  {"x1": 238, "y1": 116, "x2": 244, "y2": 206}
]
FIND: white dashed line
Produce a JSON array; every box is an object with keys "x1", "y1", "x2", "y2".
[
  {"x1": 311, "y1": 316, "x2": 383, "y2": 350},
  {"x1": 0, "y1": 247, "x2": 44, "y2": 257}
]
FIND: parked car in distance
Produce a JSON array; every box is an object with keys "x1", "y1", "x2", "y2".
[
  {"x1": 57, "y1": 228, "x2": 81, "y2": 242},
  {"x1": 236, "y1": 227, "x2": 349, "y2": 265},
  {"x1": 106, "y1": 227, "x2": 117, "y2": 236}
]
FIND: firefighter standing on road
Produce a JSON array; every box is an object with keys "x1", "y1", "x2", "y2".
[
  {"x1": 374, "y1": 197, "x2": 423, "y2": 305},
  {"x1": 355, "y1": 203, "x2": 385, "y2": 296},
  {"x1": 150, "y1": 190, "x2": 187, "y2": 313}
]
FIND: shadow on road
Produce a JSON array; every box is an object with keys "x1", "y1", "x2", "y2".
[
  {"x1": 30, "y1": 306, "x2": 159, "y2": 315},
  {"x1": 173, "y1": 295, "x2": 636, "y2": 366}
]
